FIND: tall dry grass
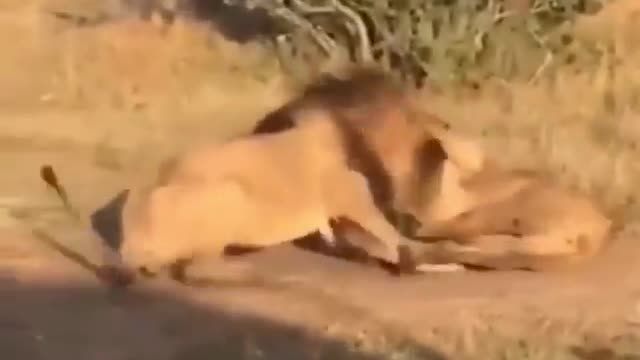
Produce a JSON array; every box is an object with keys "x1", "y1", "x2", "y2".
[
  {"x1": 0, "y1": 0, "x2": 295, "y2": 178},
  {"x1": 0, "y1": 0, "x2": 291, "y2": 154}
]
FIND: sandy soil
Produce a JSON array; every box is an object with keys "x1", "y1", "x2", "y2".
[{"x1": 1, "y1": 123, "x2": 639, "y2": 360}]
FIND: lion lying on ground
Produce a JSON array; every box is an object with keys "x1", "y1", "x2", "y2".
[
  {"x1": 407, "y1": 160, "x2": 613, "y2": 271},
  {"x1": 317, "y1": 150, "x2": 613, "y2": 272},
  {"x1": 253, "y1": 76, "x2": 613, "y2": 272}
]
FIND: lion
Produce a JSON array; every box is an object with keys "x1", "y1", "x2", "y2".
[
  {"x1": 251, "y1": 71, "x2": 612, "y2": 272},
  {"x1": 41, "y1": 102, "x2": 454, "y2": 286},
  {"x1": 408, "y1": 160, "x2": 613, "y2": 271},
  {"x1": 38, "y1": 67, "x2": 470, "y2": 286}
]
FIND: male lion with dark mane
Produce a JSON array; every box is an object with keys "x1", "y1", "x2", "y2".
[{"x1": 39, "y1": 67, "x2": 460, "y2": 286}]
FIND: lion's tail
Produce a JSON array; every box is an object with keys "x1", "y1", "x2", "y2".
[
  {"x1": 37, "y1": 164, "x2": 135, "y2": 287},
  {"x1": 39, "y1": 164, "x2": 82, "y2": 223}
]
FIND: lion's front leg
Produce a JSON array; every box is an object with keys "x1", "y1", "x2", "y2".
[{"x1": 326, "y1": 170, "x2": 417, "y2": 274}]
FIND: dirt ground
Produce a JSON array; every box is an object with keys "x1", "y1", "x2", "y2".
[{"x1": 0, "y1": 122, "x2": 639, "y2": 360}]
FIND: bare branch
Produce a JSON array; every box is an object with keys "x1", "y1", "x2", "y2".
[
  {"x1": 289, "y1": 0, "x2": 334, "y2": 15},
  {"x1": 528, "y1": 50, "x2": 553, "y2": 84},
  {"x1": 290, "y1": 0, "x2": 373, "y2": 63},
  {"x1": 345, "y1": 1, "x2": 397, "y2": 57},
  {"x1": 271, "y1": 3, "x2": 337, "y2": 55},
  {"x1": 330, "y1": 0, "x2": 373, "y2": 63}
]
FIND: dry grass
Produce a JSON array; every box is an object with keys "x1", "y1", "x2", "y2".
[
  {"x1": 1, "y1": 0, "x2": 640, "y2": 359},
  {"x1": 420, "y1": 313, "x2": 640, "y2": 360},
  {"x1": 326, "y1": 306, "x2": 640, "y2": 360},
  {"x1": 0, "y1": 0, "x2": 292, "y2": 165},
  {"x1": 0, "y1": 0, "x2": 299, "y2": 181}
]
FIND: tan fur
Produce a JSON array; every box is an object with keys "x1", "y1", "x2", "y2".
[{"x1": 40, "y1": 68, "x2": 454, "y2": 283}]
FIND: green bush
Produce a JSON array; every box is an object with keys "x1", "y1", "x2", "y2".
[{"x1": 225, "y1": 0, "x2": 607, "y2": 87}]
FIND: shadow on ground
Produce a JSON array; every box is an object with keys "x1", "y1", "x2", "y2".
[{"x1": 0, "y1": 277, "x2": 447, "y2": 360}]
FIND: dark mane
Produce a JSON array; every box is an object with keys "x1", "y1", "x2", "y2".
[
  {"x1": 298, "y1": 68, "x2": 405, "y2": 112},
  {"x1": 251, "y1": 67, "x2": 404, "y2": 218},
  {"x1": 252, "y1": 67, "x2": 405, "y2": 135},
  {"x1": 330, "y1": 113, "x2": 395, "y2": 221}
]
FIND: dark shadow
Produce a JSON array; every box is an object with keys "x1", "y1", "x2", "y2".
[{"x1": 0, "y1": 278, "x2": 448, "y2": 360}]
